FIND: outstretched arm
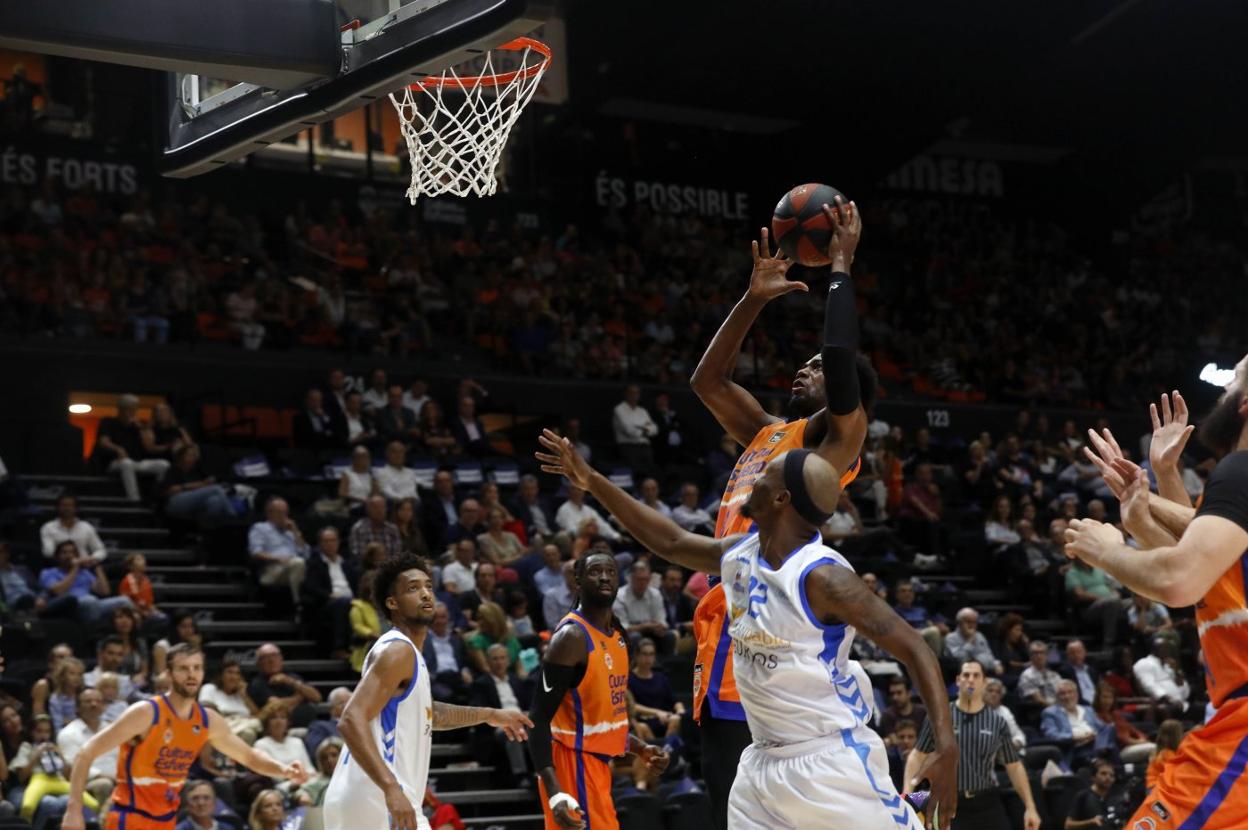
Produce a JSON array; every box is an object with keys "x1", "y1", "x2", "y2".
[
  {"x1": 812, "y1": 200, "x2": 868, "y2": 473},
  {"x1": 690, "y1": 228, "x2": 798, "y2": 446},
  {"x1": 1149, "y1": 391, "x2": 1196, "y2": 508},
  {"x1": 806, "y1": 563, "x2": 957, "y2": 830},
  {"x1": 209, "y1": 711, "x2": 309, "y2": 782},
  {"x1": 536, "y1": 430, "x2": 734, "y2": 574},
  {"x1": 431, "y1": 701, "x2": 531, "y2": 735},
  {"x1": 1065, "y1": 514, "x2": 1248, "y2": 607}
]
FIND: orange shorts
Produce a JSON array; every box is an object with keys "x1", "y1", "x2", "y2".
[
  {"x1": 1130, "y1": 697, "x2": 1248, "y2": 830},
  {"x1": 537, "y1": 741, "x2": 617, "y2": 830},
  {"x1": 105, "y1": 808, "x2": 176, "y2": 830}
]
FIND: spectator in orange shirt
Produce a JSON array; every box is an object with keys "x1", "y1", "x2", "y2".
[{"x1": 118, "y1": 553, "x2": 167, "y2": 628}]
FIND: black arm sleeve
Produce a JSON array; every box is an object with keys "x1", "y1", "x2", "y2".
[
  {"x1": 526, "y1": 662, "x2": 586, "y2": 772},
  {"x1": 1196, "y1": 451, "x2": 1248, "y2": 532},
  {"x1": 822, "y1": 272, "x2": 860, "y2": 416}
]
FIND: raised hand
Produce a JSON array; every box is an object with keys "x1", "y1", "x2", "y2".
[
  {"x1": 1150, "y1": 391, "x2": 1195, "y2": 472},
  {"x1": 1117, "y1": 462, "x2": 1152, "y2": 534},
  {"x1": 821, "y1": 196, "x2": 863, "y2": 273},
  {"x1": 747, "y1": 227, "x2": 806, "y2": 301},
  {"x1": 1083, "y1": 428, "x2": 1139, "y2": 500},
  {"x1": 536, "y1": 429, "x2": 594, "y2": 490}
]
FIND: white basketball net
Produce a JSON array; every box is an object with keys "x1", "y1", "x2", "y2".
[{"x1": 388, "y1": 38, "x2": 550, "y2": 203}]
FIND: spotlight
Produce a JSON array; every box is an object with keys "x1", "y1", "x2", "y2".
[{"x1": 1199, "y1": 363, "x2": 1235, "y2": 388}]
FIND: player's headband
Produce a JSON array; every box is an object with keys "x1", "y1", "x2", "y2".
[{"x1": 783, "y1": 448, "x2": 832, "y2": 527}]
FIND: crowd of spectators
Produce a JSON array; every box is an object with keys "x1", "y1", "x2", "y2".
[
  {"x1": 0, "y1": 349, "x2": 1223, "y2": 829},
  {"x1": 2, "y1": 179, "x2": 1246, "y2": 412},
  {"x1": 1, "y1": 172, "x2": 1238, "y2": 826}
]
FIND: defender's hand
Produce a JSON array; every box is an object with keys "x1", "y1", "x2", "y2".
[
  {"x1": 1150, "y1": 391, "x2": 1194, "y2": 472},
  {"x1": 911, "y1": 744, "x2": 958, "y2": 830},
  {"x1": 487, "y1": 708, "x2": 533, "y2": 741},
  {"x1": 1064, "y1": 519, "x2": 1124, "y2": 564}
]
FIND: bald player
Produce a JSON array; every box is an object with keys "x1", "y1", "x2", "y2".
[
  {"x1": 1066, "y1": 353, "x2": 1248, "y2": 830},
  {"x1": 537, "y1": 431, "x2": 957, "y2": 830},
  {"x1": 688, "y1": 199, "x2": 876, "y2": 828}
]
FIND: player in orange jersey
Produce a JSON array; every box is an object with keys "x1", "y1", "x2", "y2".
[
  {"x1": 528, "y1": 551, "x2": 669, "y2": 830},
  {"x1": 688, "y1": 199, "x2": 874, "y2": 829},
  {"x1": 1066, "y1": 353, "x2": 1248, "y2": 830},
  {"x1": 62, "y1": 643, "x2": 308, "y2": 830}
]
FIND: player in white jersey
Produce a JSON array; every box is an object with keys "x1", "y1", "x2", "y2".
[
  {"x1": 324, "y1": 555, "x2": 532, "y2": 830},
  {"x1": 537, "y1": 432, "x2": 959, "y2": 830}
]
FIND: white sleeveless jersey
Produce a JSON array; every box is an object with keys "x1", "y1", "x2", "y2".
[
  {"x1": 323, "y1": 629, "x2": 432, "y2": 829},
  {"x1": 721, "y1": 531, "x2": 874, "y2": 746}
]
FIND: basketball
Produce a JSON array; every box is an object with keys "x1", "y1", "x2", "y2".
[{"x1": 771, "y1": 182, "x2": 847, "y2": 266}]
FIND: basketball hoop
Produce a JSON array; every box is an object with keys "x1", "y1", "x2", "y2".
[{"x1": 388, "y1": 37, "x2": 551, "y2": 203}]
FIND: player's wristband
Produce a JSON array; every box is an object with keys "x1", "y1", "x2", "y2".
[{"x1": 548, "y1": 793, "x2": 580, "y2": 814}]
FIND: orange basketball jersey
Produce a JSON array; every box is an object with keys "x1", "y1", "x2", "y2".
[
  {"x1": 694, "y1": 418, "x2": 861, "y2": 722},
  {"x1": 550, "y1": 611, "x2": 630, "y2": 757},
  {"x1": 112, "y1": 695, "x2": 212, "y2": 826},
  {"x1": 1195, "y1": 555, "x2": 1248, "y2": 708}
]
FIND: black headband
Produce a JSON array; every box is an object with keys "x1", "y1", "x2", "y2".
[{"x1": 783, "y1": 449, "x2": 832, "y2": 527}]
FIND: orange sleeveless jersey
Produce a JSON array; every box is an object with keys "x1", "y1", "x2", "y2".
[
  {"x1": 550, "y1": 611, "x2": 630, "y2": 757},
  {"x1": 693, "y1": 418, "x2": 861, "y2": 722},
  {"x1": 111, "y1": 695, "x2": 212, "y2": 826}
]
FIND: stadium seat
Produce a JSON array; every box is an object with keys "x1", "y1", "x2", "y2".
[
  {"x1": 454, "y1": 462, "x2": 484, "y2": 487},
  {"x1": 233, "y1": 455, "x2": 272, "y2": 479},
  {"x1": 411, "y1": 459, "x2": 438, "y2": 490},
  {"x1": 1023, "y1": 743, "x2": 1063, "y2": 771},
  {"x1": 662, "y1": 789, "x2": 713, "y2": 830},
  {"x1": 608, "y1": 468, "x2": 635, "y2": 491},
  {"x1": 490, "y1": 460, "x2": 521, "y2": 487},
  {"x1": 615, "y1": 792, "x2": 662, "y2": 830}
]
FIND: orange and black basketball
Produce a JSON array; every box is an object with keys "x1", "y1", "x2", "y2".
[{"x1": 771, "y1": 183, "x2": 846, "y2": 266}]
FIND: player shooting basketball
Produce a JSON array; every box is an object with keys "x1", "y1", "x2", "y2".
[
  {"x1": 687, "y1": 197, "x2": 876, "y2": 829},
  {"x1": 1068, "y1": 353, "x2": 1248, "y2": 830},
  {"x1": 537, "y1": 201, "x2": 958, "y2": 830}
]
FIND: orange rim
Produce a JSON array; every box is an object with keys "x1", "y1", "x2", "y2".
[{"x1": 409, "y1": 37, "x2": 552, "y2": 91}]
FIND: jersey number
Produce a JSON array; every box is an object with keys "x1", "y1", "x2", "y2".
[{"x1": 746, "y1": 576, "x2": 768, "y2": 619}]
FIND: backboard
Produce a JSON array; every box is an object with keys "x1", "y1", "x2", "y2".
[{"x1": 0, "y1": 0, "x2": 546, "y2": 178}]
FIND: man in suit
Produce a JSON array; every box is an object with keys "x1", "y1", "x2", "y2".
[
  {"x1": 293, "y1": 388, "x2": 343, "y2": 450},
  {"x1": 658, "y1": 565, "x2": 695, "y2": 635},
  {"x1": 471, "y1": 643, "x2": 534, "y2": 786},
  {"x1": 450, "y1": 395, "x2": 491, "y2": 457},
  {"x1": 1040, "y1": 679, "x2": 1107, "y2": 771},
  {"x1": 422, "y1": 602, "x2": 474, "y2": 702},
  {"x1": 458, "y1": 562, "x2": 505, "y2": 620},
  {"x1": 1057, "y1": 639, "x2": 1101, "y2": 706},
  {"x1": 375, "y1": 384, "x2": 421, "y2": 446},
  {"x1": 322, "y1": 368, "x2": 350, "y2": 437},
  {"x1": 301, "y1": 527, "x2": 359, "y2": 658},
  {"x1": 509, "y1": 474, "x2": 554, "y2": 539},
  {"x1": 444, "y1": 498, "x2": 487, "y2": 546},
  {"x1": 421, "y1": 469, "x2": 459, "y2": 550}
]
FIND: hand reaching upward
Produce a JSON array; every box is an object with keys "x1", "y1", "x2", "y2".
[
  {"x1": 1150, "y1": 391, "x2": 1195, "y2": 473},
  {"x1": 747, "y1": 227, "x2": 806, "y2": 301},
  {"x1": 536, "y1": 429, "x2": 593, "y2": 490}
]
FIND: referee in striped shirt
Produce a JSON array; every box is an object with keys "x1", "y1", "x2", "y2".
[{"x1": 906, "y1": 659, "x2": 1041, "y2": 830}]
